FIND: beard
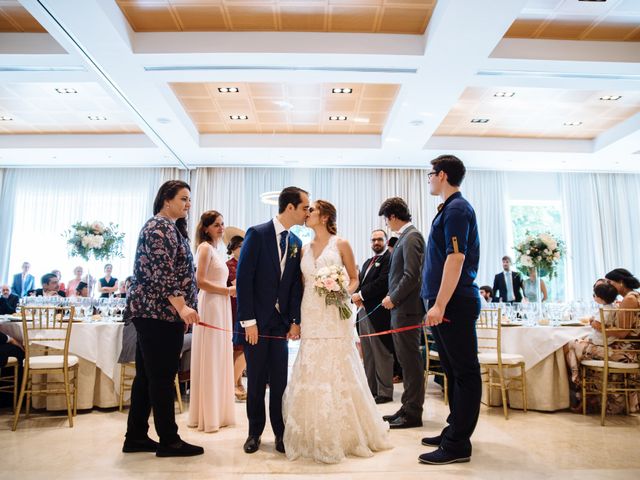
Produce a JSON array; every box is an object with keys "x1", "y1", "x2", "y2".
[{"x1": 371, "y1": 244, "x2": 385, "y2": 254}]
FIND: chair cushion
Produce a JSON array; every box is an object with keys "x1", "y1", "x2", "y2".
[
  {"x1": 5, "y1": 356, "x2": 19, "y2": 366},
  {"x1": 428, "y1": 350, "x2": 439, "y2": 359},
  {"x1": 478, "y1": 352, "x2": 525, "y2": 365},
  {"x1": 581, "y1": 359, "x2": 640, "y2": 370},
  {"x1": 29, "y1": 355, "x2": 79, "y2": 369}
]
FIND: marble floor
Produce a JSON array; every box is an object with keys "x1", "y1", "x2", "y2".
[{"x1": 1, "y1": 381, "x2": 639, "y2": 480}]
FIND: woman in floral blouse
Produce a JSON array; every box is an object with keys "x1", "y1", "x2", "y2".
[{"x1": 122, "y1": 180, "x2": 204, "y2": 458}]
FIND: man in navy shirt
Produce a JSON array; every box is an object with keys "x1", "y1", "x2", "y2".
[{"x1": 419, "y1": 154, "x2": 482, "y2": 465}]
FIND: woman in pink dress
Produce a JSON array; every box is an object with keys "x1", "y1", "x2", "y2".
[
  {"x1": 188, "y1": 210, "x2": 236, "y2": 432},
  {"x1": 66, "y1": 266, "x2": 83, "y2": 297}
]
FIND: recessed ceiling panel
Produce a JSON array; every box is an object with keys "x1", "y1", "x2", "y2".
[
  {"x1": 170, "y1": 82, "x2": 400, "y2": 134},
  {"x1": 435, "y1": 87, "x2": 640, "y2": 139}
]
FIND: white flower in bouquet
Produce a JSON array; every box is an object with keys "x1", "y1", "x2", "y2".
[
  {"x1": 520, "y1": 255, "x2": 533, "y2": 267},
  {"x1": 91, "y1": 221, "x2": 106, "y2": 234},
  {"x1": 65, "y1": 220, "x2": 124, "y2": 261},
  {"x1": 314, "y1": 264, "x2": 352, "y2": 320}
]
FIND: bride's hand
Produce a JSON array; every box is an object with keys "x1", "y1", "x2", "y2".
[{"x1": 287, "y1": 323, "x2": 301, "y2": 340}]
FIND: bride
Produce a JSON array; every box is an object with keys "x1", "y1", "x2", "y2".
[{"x1": 282, "y1": 200, "x2": 392, "y2": 464}]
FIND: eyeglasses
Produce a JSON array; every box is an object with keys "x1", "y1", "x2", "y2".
[
  {"x1": 371, "y1": 238, "x2": 385, "y2": 242},
  {"x1": 427, "y1": 171, "x2": 438, "y2": 179}
]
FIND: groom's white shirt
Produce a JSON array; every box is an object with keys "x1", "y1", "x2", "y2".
[{"x1": 239, "y1": 217, "x2": 289, "y2": 328}]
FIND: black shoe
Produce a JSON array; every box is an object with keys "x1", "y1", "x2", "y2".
[
  {"x1": 418, "y1": 447, "x2": 470, "y2": 465},
  {"x1": 275, "y1": 436, "x2": 285, "y2": 454},
  {"x1": 156, "y1": 440, "x2": 204, "y2": 457},
  {"x1": 122, "y1": 437, "x2": 159, "y2": 453},
  {"x1": 421, "y1": 434, "x2": 442, "y2": 447},
  {"x1": 382, "y1": 408, "x2": 404, "y2": 422},
  {"x1": 243, "y1": 435, "x2": 261, "y2": 454},
  {"x1": 375, "y1": 396, "x2": 393, "y2": 404},
  {"x1": 388, "y1": 415, "x2": 423, "y2": 429}
]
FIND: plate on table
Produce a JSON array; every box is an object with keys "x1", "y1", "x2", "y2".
[
  {"x1": 560, "y1": 320, "x2": 588, "y2": 327},
  {"x1": 501, "y1": 321, "x2": 522, "y2": 327}
]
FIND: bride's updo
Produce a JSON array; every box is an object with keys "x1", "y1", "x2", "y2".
[{"x1": 315, "y1": 200, "x2": 337, "y2": 235}]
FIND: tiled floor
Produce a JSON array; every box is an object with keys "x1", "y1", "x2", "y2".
[{"x1": 2, "y1": 377, "x2": 640, "y2": 480}]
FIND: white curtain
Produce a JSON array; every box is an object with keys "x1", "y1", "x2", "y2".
[
  {"x1": 561, "y1": 172, "x2": 640, "y2": 300},
  {"x1": 0, "y1": 168, "x2": 160, "y2": 288}
]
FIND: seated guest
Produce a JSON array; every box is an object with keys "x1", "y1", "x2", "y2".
[
  {"x1": 0, "y1": 330, "x2": 24, "y2": 370},
  {"x1": 75, "y1": 281, "x2": 89, "y2": 298},
  {"x1": 479, "y1": 285, "x2": 492, "y2": 305},
  {"x1": 114, "y1": 276, "x2": 133, "y2": 299},
  {"x1": 66, "y1": 266, "x2": 84, "y2": 297},
  {"x1": 0, "y1": 284, "x2": 19, "y2": 314},
  {"x1": 98, "y1": 264, "x2": 118, "y2": 298},
  {"x1": 33, "y1": 273, "x2": 66, "y2": 297},
  {"x1": 11, "y1": 261, "x2": 34, "y2": 297},
  {"x1": 51, "y1": 270, "x2": 66, "y2": 293}
]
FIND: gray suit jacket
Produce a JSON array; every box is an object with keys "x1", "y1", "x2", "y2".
[{"x1": 388, "y1": 224, "x2": 426, "y2": 319}]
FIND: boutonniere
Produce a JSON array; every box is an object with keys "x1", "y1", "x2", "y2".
[
  {"x1": 374, "y1": 262, "x2": 380, "y2": 267},
  {"x1": 289, "y1": 243, "x2": 299, "y2": 259}
]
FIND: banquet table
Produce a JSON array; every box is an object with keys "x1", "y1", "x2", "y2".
[
  {"x1": 482, "y1": 324, "x2": 592, "y2": 411},
  {"x1": 0, "y1": 316, "x2": 125, "y2": 411}
]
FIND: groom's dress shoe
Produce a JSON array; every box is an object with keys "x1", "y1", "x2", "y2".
[
  {"x1": 388, "y1": 415, "x2": 423, "y2": 429},
  {"x1": 243, "y1": 435, "x2": 261, "y2": 454},
  {"x1": 382, "y1": 408, "x2": 404, "y2": 422},
  {"x1": 418, "y1": 447, "x2": 470, "y2": 465},
  {"x1": 421, "y1": 434, "x2": 442, "y2": 447},
  {"x1": 122, "y1": 436, "x2": 159, "y2": 453},
  {"x1": 156, "y1": 440, "x2": 204, "y2": 457},
  {"x1": 375, "y1": 396, "x2": 393, "y2": 404},
  {"x1": 275, "y1": 436, "x2": 285, "y2": 454}
]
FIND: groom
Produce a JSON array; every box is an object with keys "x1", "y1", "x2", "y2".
[{"x1": 236, "y1": 186, "x2": 309, "y2": 455}]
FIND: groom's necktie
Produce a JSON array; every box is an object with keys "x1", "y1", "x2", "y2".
[{"x1": 279, "y1": 230, "x2": 289, "y2": 260}]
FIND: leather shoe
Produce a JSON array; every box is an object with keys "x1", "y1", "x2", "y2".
[
  {"x1": 275, "y1": 436, "x2": 285, "y2": 454},
  {"x1": 421, "y1": 434, "x2": 442, "y2": 447},
  {"x1": 388, "y1": 415, "x2": 423, "y2": 429},
  {"x1": 382, "y1": 408, "x2": 404, "y2": 422},
  {"x1": 122, "y1": 436, "x2": 159, "y2": 453},
  {"x1": 418, "y1": 447, "x2": 470, "y2": 465},
  {"x1": 375, "y1": 396, "x2": 393, "y2": 404},
  {"x1": 243, "y1": 435, "x2": 261, "y2": 454},
  {"x1": 156, "y1": 440, "x2": 204, "y2": 457}
]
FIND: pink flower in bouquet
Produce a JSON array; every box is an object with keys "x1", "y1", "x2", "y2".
[{"x1": 323, "y1": 277, "x2": 338, "y2": 291}]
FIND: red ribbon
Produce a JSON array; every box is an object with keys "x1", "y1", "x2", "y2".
[{"x1": 196, "y1": 320, "x2": 446, "y2": 340}]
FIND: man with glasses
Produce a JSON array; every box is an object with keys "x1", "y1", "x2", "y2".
[
  {"x1": 420, "y1": 155, "x2": 481, "y2": 465},
  {"x1": 351, "y1": 229, "x2": 394, "y2": 404}
]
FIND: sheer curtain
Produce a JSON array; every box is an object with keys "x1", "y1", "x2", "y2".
[
  {"x1": 0, "y1": 168, "x2": 160, "y2": 287},
  {"x1": 561, "y1": 172, "x2": 640, "y2": 300}
]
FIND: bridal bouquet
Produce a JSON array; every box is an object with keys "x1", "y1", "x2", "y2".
[
  {"x1": 64, "y1": 221, "x2": 125, "y2": 261},
  {"x1": 314, "y1": 264, "x2": 352, "y2": 320},
  {"x1": 515, "y1": 231, "x2": 565, "y2": 279}
]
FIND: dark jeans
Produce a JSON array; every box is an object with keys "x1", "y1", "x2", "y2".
[
  {"x1": 126, "y1": 317, "x2": 184, "y2": 446},
  {"x1": 427, "y1": 296, "x2": 481, "y2": 456}
]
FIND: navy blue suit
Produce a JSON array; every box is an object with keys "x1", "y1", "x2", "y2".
[{"x1": 236, "y1": 220, "x2": 303, "y2": 437}]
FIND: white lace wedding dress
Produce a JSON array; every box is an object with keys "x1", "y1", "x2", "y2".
[{"x1": 282, "y1": 236, "x2": 392, "y2": 464}]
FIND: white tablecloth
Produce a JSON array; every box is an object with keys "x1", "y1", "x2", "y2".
[{"x1": 0, "y1": 318, "x2": 124, "y2": 410}]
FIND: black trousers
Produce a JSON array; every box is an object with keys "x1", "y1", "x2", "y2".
[
  {"x1": 126, "y1": 317, "x2": 184, "y2": 446},
  {"x1": 427, "y1": 296, "x2": 482, "y2": 456},
  {"x1": 243, "y1": 319, "x2": 289, "y2": 437},
  {"x1": 0, "y1": 344, "x2": 25, "y2": 408}
]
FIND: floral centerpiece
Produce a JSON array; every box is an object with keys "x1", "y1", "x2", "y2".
[
  {"x1": 64, "y1": 221, "x2": 125, "y2": 261},
  {"x1": 314, "y1": 264, "x2": 352, "y2": 320},
  {"x1": 515, "y1": 231, "x2": 565, "y2": 279}
]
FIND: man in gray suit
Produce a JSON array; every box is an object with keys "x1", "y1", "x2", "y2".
[{"x1": 379, "y1": 197, "x2": 426, "y2": 429}]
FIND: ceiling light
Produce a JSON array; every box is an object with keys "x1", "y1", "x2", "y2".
[
  {"x1": 493, "y1": 91, "x2": 515, "y2": 97},
  {"x1": 0, "y1": 115, "x2": 14, "y2": 121},
  {"x1": 599, "y1": 95, "x2": 622, "y2": 101},
  {"x1": 470, "y1": 118, "x2": 489, "y2": 123},
  {"x1": 87, "y1": 115, "x2": 107, "y2": 121},
  {"x1": 332, "y1": 88, "x2": 352, "y2": 94},
  {"x1": 218, "y1": 87, "x2": 239, "y2": 93},
  {"x1": 55, "y1": 87, "x2": 78, "y2": 94},
  {"x1": 409, "y1": 119, "x2": 424, "y2": 126},
  {"x1": 353, "y1": 117, "x2": 370, "y2": 123},
  {"x1": 329, "y1": 115, "x2": 347, "y2": 121},
  {"x1": 563, "y1": 121, "x2": 583, "y2": 126},
  {"x1": 229, "y1": 115, "x2": 248, "y2": 120},
  {"x1": 260, "y1": 191, "x2": 280, "y2": 206}
]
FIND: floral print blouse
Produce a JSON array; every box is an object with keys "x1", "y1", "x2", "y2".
[{"x1": 124, "y1": 215, "x2": 197, "y2": 323}]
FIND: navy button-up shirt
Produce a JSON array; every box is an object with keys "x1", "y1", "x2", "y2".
[{"x1": 421, "y1": 192, "x2": 480, "y2": 300}]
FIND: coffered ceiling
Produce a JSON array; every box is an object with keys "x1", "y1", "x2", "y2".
[{"x1": 0, "y1": 0, "x2": 638, "y2": 172}]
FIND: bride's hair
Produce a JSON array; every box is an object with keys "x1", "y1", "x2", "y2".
[{"x1": 315, "y1": 200, "x2": 337, "y2": 235}]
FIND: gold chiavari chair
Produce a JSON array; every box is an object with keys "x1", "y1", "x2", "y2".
[
  {"x1": 12, "y1": 306, "x2": 78, "y2": 430},
  {"x1": 422, "y1": 326, "x2": 448, "y2": 404},
  {"x1": 581, "y1": 307, "x2": 640, "y2": 426},
  {"x1": 118, "y1": 362, "x2": 183, "y2": 413},
  {"x1": 0, "y1": 356, "x2": 20, "y2": 412},
  {"x1": 477, "y1": 308, "x2": 527, "y2": 419}
]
